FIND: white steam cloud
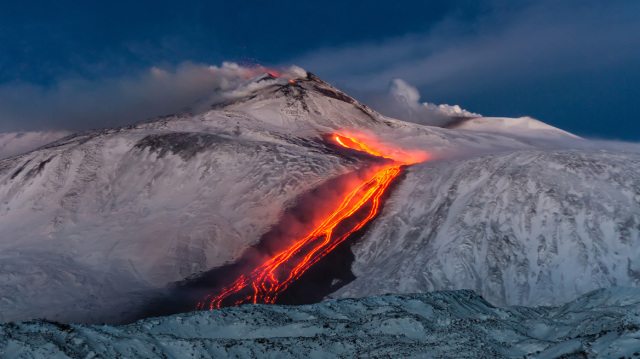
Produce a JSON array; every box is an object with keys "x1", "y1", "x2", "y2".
[{"x1": 359, "y1": 78, "x2": 479, "y2": 127}]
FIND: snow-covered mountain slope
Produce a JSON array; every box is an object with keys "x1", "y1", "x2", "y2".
[
  {"x1": 446, "y1": 116, "x2": 579, "y2": 139},
  {"x1": 2, "y1": 287, "x2": 640, "y2": 358},
  {"x1": 0, "y1": 131, "x2": 71, "y2": 160},
  {"x1": 334, "y1": 149, "x2": 640, "y2": 307},
  {"x1": 0, "y1": 127, "x2": 359, "y2": 324}
]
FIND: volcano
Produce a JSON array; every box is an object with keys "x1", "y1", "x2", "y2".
[{"x1": 1, "y1": 69, "x2": 639, "y2": 328}]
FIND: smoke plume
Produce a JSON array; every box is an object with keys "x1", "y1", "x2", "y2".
[{"x1": 0, "y1": 62, "x2": 305, "y2": 133}]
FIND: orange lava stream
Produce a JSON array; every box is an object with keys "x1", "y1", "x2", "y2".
[
  {"x1": 334, "y1": 134, "x2": 389, "y2": 159},
  {"x1": 197, "y1": 134, "x2": 412, "y2": 310}
]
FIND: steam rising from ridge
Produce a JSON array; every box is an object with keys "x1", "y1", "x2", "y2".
[{"x1": 356, "y1": 78, "x2": 479, "y2": 127}]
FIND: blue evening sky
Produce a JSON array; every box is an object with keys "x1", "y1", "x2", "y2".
[{"x1": 1, "y1": 0, "x2": 639, "y2": 140}]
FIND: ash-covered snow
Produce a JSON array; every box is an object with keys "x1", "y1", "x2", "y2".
[{"x1": 2, "y1": 288, "x2": 640, "y2": 358}]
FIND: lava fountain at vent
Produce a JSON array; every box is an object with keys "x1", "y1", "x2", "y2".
[{"x1": 197, "y1": 134, "x2": 426, "y2": 310}]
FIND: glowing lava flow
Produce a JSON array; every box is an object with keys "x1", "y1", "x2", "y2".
[
  {"x1": 197, "y1": 134, "x2": 413, "y2": 310},
  {"x1": 334, "y1": 134, "x2": 390, "y2": 160}
]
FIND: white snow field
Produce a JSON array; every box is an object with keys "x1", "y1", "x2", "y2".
[
  {"x1": 1, "y1": 287, "x2": 640, "y2": 358},
  {"x1": 1, "y1": 68, "x2": 639, "y2": 328},
  {"x1": 335, "y1": 148, "x2": 640, "y2": 307}
]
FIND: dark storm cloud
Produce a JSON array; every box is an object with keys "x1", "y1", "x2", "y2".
[
  {"x1": 295, "y1": 0, "x2": 640, "y2": 89},
  {"x1": 293, "y1": 0, "x2": 640, "y2": 103}
]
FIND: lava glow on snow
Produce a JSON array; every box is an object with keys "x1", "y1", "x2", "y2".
[
  {"x1": 334, "y1": 133, "x2": 430, "y2": 165},
  {"x1": 197, "y1": 134, "x2": 425, "y2": 310}
]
